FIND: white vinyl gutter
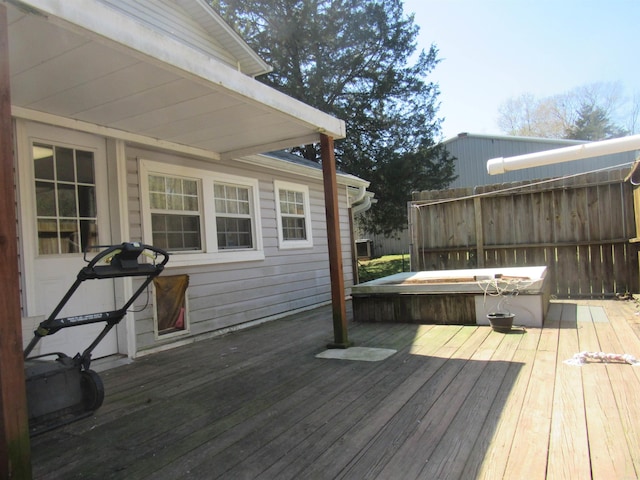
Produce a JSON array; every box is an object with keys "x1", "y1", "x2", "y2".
[{"x1": 487, "y1": 134, "x2": 640, "y2": 175}]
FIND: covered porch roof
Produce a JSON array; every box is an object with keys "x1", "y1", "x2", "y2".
[{"x1": 6, "y1": 0, "x2": 346, "y2": 160}]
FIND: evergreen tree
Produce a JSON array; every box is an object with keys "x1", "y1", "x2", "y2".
[
  {"x1": 565, "y1": 103, "x2": 628, "y2": 141},
  {"x1": 211, "y1": 0, "x2": 456, "y2": 235}
]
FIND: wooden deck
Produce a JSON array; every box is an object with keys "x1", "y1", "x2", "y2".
[{"x1": 30, "y1": 299, "x2": 640, "y2": 479}]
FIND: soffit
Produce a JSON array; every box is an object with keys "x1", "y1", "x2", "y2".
[{"x1": 6, "y1": 0, "x2": 345, "y2": 161}]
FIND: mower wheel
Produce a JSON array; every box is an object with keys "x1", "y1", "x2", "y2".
[{"x1": 80, "y1": 370, "x2": 105, "y2": 412}]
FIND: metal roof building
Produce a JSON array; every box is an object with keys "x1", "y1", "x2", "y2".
[{"x1": 443, "y1": 132, "x2": 637, "y2": 188}]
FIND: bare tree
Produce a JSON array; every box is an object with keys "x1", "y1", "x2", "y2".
[
  {"x1": 624, "y1": 91, "x2": 640, "y2": 134},
  {"x1": 497, "y1": 81, "x2": 630, "y2": 139}
]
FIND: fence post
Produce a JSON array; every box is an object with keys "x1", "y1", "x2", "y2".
[{"x1": 474, "y1": 197, "x2": 485, "y2": 267}]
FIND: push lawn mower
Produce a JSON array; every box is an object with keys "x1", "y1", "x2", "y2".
[{"x1": 23, "y1": 242, "x2": 169, "y2": 435}]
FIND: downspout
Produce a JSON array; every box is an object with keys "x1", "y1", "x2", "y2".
[
  {"x1": 348, "y1": 184, "x2": 366, "y2": 207},
  {"x1": 351, "y1": 193, "x2": 372, "y2": 215},
  {"x1": 347, "y1": 185, "x2": 365, "y2": 288},
  {"x1": 487, "y1": 134, "x2": 640, "y2": 175},
  {"x1": 348, "y1": 186, "x2": 373, "y2": 286}
]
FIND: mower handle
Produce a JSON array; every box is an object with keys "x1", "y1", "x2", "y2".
[
  {"x1": 24, "y1": 242, "x2": 170, "y2": 360},
  {"x1": 80, "y1": 242, "x2": 169, "y2": 279},
  {"x1": 87, "y1": 242, "x2": 169, "y2": 268}
]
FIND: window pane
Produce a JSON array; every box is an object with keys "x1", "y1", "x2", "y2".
[
  {"x1": 152, "y1": 214, "x2": 166, "y2": 231},
  {"x1": 184, "y1": 196, "x2": 198, "y2": 211},
  {"x1": 216, "y1": 217, "x2": 252, "y2": 249},
  {"x1": 78, "y1": 186, "x2": 96, "y2": 217},
  {"x1": 36, "y1": 181, "x2": 56, "y2": 216},
  {"x1": 59, "y1": 220, "x2": 79, "y2": 253},
  {"x1": 150, "y1": 192, "x2": 165, "y2": 210},
  {"x1": 282, "y1": 217, "x2": 306, "y2": 240},
  {"x1": 79, "y1": 219, "x2": 98, "y2": 251},
  {"x1": 167, "y1": 233, "x2": 184, "y2": 248},
  {"x1": 33, "y1": 144, "x2": 54, "y2": 180},
  {"x1": 151, "y1": 213, "x2": 201, "y2": 251},
  {"x1": 57, "y1": 183, "x2": 77, "y2": 217},
  {"x1": 167, "y1": 194, "x2": 183, "y2": 210},
  {"x1": 56, "y1": 147, "x2": 75, "y2": 182},
  {"x1": 149, "y1": 175, "x2": 165, "y2": 192},
  {"x1": 166, "y1": 215, "x2": 184, "y2": 231},
  {"x1": 37, "y1": 219, "x2": 58, "y2": 255},
  {"x1": 166, "y1": 177, "x2": 182, "y2": 194},
  {"x1": 239, "y1": 233, "x2": 251, "y2": 246},
  {"x1": 76, "y1": 150, "x2": 95, "y2": 183},
  {"x1": 152, "y1": 231, "x2": 168, "y2": 250},
  {"x1": 182, "y1": 215, "x2": 200, "y2": 231},
  {"x1": 183, "y1": 179, "x2": 198, "y2": 195},
  {"x1": 183, "y1": 233, "x2": 201, "y2": 248},
  {"x1": 215, "y1": 198, "x2": 226, "y2": 213}
]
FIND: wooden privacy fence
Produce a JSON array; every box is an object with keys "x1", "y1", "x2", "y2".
[{"x1": 409, "y1": 168, "x2": 639, "y2": 298}]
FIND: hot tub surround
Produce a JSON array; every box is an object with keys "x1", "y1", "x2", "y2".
[{"x1": 351, "y1": 266, "x2": 550, "y2": 327}]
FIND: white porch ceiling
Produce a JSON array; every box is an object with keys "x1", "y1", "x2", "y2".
[{"x1": 5, "y1": 0, "x2": 345, "y2": 160}]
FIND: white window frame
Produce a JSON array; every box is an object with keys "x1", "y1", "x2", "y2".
[
  {"x1": 140, "y1": 159, "x2": 264, "y2": 267},
  {"x1": 274, "y1": 180, "x2": 314, "y2": 249}
]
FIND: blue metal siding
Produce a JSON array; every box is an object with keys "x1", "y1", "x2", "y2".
[{"x1": 444, "y1": 133, "x2": 637, "y2": 188}]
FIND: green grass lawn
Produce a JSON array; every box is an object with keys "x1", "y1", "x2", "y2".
[{"x1": 357, "y1": 254, "x2": 410, "y2": 283}]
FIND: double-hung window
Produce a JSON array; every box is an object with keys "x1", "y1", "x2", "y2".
[
  {"x1": 274, "y1": 180, "x2": 313, "y2": 249},
  {"x1": 140, "y1": 159, "x2": 263, "y2": 266},
  {"x1": 214, "y1": 184, "x2": 253, "y2": 249},
  {"x1": 148, "y1": 174, "x2": 201, "y2": 252}
]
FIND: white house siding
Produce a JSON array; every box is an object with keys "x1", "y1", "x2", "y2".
[
  {"x1": 99, "y1": 0, "x2": 243, "y2": 72},
  {"x1": 124, "y1": 146, "x2": 353, "y2": 353}
]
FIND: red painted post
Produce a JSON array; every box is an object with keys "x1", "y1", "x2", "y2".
[
  {"x1": 320, "y1": 134, "x2": 351, "y2": 348},
  {"x1": 0, "y1": 4, "x2": 33, "y2": 478}
]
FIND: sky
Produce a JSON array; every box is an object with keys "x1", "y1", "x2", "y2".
[{"x1": 401, "y1": 0, "x2": 640, "y2": 140}]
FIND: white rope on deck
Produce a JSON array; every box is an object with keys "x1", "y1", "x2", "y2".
[{"x1": 564, "y1": 351, "x2": 640, "y2": 366}]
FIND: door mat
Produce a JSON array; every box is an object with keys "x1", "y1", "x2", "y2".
[{"x1": 315, "y1": 347, "x2": 397, "y2": 362}]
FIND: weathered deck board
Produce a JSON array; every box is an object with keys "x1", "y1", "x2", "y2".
[
  {"x1": 416, "y1": 328, "x2": 524, "y2": 480},
  {"x1": 577, "y1": 303, "x2": 638, "y2": 479},
  {"x1": 591, "y1": 307, "x2": 640, "y2": 476},
  {"x1": 502, "y1": 323, "x2": 558, "y2": 480},
  {"x1": 29, "y1": 299, "x2": 640, "y2": 480},
  {"x1": 547, "y1": 303, "x2": 591, "y2": 480},
  {"x1": 332, "y1": 327, "x2": 489, "y2": 480}
]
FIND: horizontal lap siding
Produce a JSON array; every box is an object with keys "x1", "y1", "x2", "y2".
[
  {"x1": 126, "y1": 147, "x2": 352, "y2": 352},
  {"x1": 101, "y1": 0, "x2": 238, "y2": 67}
]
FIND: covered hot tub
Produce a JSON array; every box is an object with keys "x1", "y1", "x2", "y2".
[{"x1": 351, "y1": 266, "x2": 550, "y2": 327}]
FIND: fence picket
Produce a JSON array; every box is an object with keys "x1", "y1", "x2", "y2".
[{"x1": 410, "y1": 169, "x2": 638, "y2": 298}]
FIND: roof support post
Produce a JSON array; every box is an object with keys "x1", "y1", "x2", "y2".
[
  {"x1": 320, "y1": 133, "x2": 351, "y2": 348},
  {"x1": 0, "y1": 4, "x2": 32, "y2": 477}
]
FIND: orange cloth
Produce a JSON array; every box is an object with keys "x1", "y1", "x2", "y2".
[{"x1": 153, "y1": 274, "x2": 189, "y2": 331}]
